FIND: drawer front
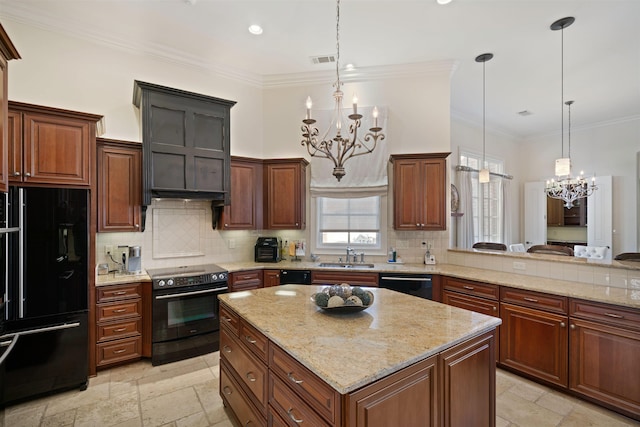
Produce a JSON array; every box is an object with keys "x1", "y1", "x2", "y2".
[
  {"x1": 221, "y1": 328, "x2": 268, "y2": 411},
  {"x1": 570, "y1": 299, "x2": 640, "y2": 331},
  {"x1": 311, "y1": 271, "x2": 379, "y2": 287},
  {"x1": 232, "y1": 270, "x2": 262, "y2": 282},
  {"x1": 269, "y1": 345, "x2": 338, "y2": 424},
  {"x1": 501, "y1": 287, "x2": 567, "y2": 314},
  {"x1": 96, "y1": 336, "x2": 142, "y2": 367},
  {"x1": 442, "y1": 291, "x2": 500, "y2": 317},
  {"x1": 269, "y1": 373, "x2": 331, "y2": 427},
  {"x1": 96, "y1": 299, "x2": 142, "y2": 322},
  {"x1": 220, "y1": 303, "x2": 240, "y2": 336},
  {"x1": 240, "y1": 320, "x2": 269, "y2": 362},
  {"x1": 268, "y1": 407, "x2": 291, "y2": 427},
  {"x1": 443, "y1": 277, "x2": 499, "y2": 300},
  {"x1": 97, "y1": 283, "x2": 142, "y2": 303},
  {"x1": 97, "y1": 318, "x2": 142, "y2": 342},
  {"x1": 220, "y1": 362, "x2": 267, "y2": 427}
]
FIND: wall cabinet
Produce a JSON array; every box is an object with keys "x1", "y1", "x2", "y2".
[
  {"x1": 390, "y1": 153, "x2": 450, "y2": 231},
  {"x1": 0, "y1": 24, "x2": 20, "y2": 193},
  {"x1": 263, "y1": 158, "x2": 308, "y2": 230},
  {"x1": 97, "y1": 138, "x2": 142, "y2": 232},
  {"x1": 229, "y1": 270, "x2": 263, "y2": 292},
  {"x1": 95, "y1": 283, "x2": 143, "y2": 368},
  {"x1": 8, "y1": 102, "x2": 101, "y2": 187},
  {"x1": 547, "y1": 196, "x2": 587, "y2": 227},
  {"x1": 499, "y1": 288, "x2": 568, "y2": 388},
  {"x1": 311, "y1": 270, "x2": 379, "y2": 287},
  {"x1": 220, "y1": 156, "x2": 263, "y2": 230},
  {"x1": 569, "y1": 299, "x2": 640, "y2": 420}
]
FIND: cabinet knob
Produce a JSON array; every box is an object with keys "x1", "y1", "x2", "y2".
[
  {"x1": 24, "y1": 172, "x2": 31, "y2": 177},
  {"x1": 416, "y1": 223, "x2": 420, "y2": 227},
  {"x1": 570, "y1": 324, "x2": 576, "y2": 330},
  {"x1": 560, "y1": 322, "x2": 566, "y2": 328},
  {"x1": 13, "y1": 172, "x2": 20, "y2": 176},
  {"x1": 135, "y1": 224, "x2": 139, "y2": 228},
  {"x1": 224, "y1": 223, "x2": 228, "y2": 227},
  {"x1": 492, "y1": 306, "x2": 497, "y2": 311},
  {"x1": 295, "y1": 222, "x2": 299, "y2": 226},
  {"x1": 421, "y1": 223, "x2": 425, "y2": 227}
]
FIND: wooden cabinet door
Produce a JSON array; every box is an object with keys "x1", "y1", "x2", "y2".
[
  {"x1": 22, "y1": 112, "x2": 92, "y2": 186},
  {"x1": 264, "y1": 159, "x2": 307, "y2": 230},
  {"x1": 546, "y1": 197, "x2": 564, "y2": 226},
  {"x1": 392, "y1": 159, "x2": 422, "y2": 230},
  {"x1": 263, "y1": 270, "x2": 281, "y2": 287},
  {"x1": 420, "y1": 158, "x2": 446, "y2": 230},
  {"x1": 569, "y1": 318, "x2": 640, "y2": 419},
  {"x1": 6, "y1": 110, "x2": 20, "y2": 184},
  {"x1": 440, "y1": 332, "x2": 495, "y2": 427},
  {"x1": 500, "y1": 303, "x2": 568, "y2": 387},
  {"x1": 97, "y1": 140, "x2": 142, "y2": 232},
  {"x1": 221, "y1": 157, "x2": 262, "y2": 230}
]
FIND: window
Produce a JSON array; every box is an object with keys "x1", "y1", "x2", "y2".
[
  {"x1": 314, "y1": 196, "x2": 383, "y2": 252},
  {"x1": 459, "y1": 151, "x2": 504, "y2": 243}
]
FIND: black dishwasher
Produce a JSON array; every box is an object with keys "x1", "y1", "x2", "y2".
[
  {"x1": 280, "y1": 270, "x2": 312, "y2": 285},
  {"x1": 378, "y1": 273, "x2": 433, "y2": 300}
]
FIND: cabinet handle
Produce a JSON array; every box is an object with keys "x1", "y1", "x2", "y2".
[
  {"x1": 604, "y1": 312, "x2": 624, "y2": 319},
  {"x1": 492, "y1": 306, "x2": 497, "y2": 311},
  {"x1": 245, "y1": 335, "x2": 257, "y2": 344},
  {"x1": 112, "y1": 308, "x2": 127, "y2": 313},
  {"x1": 246, "y1": 372, "x2": 256, "y2": 382},
  {"x1": 222, "y1": 316, "x2": 232, "y2": 323},
  {"x1": 287, "y1": 372, "x2": 304, "y2": 384},
  {"x1": 570, "y1": 324, "x2": 576, "y2": 330},
  {"x1": 113, "y1": 348, "x2": 127, "y2": 354},
  {"x1": 463, "y1": 285, "x2": 475, "y2": 290},
  {"x1": 287, "y1": 408, "x2": 304, "y2": 424},
  {"x1": 421, "y1": 223, "x2": 425, "y2": 227},
  {"x1": 560, "y1": 322, "x2": 566, "y2": 328},
  {"x1": 523, "y1": 297, "x2": 539, "y2": 303},
  {"x1": 13, "y1": 172, "x2": 20, "y2": 176},
  {"x1": 113, "y1": 291, "x2": 127, "y2": 295},
  {"x1": 244, "y1": 422, "x2": 253, "y2": 427},
  {"x1": 24, "y1": 172, "x2": 31, "y2": 177},
  {"x1": 134, "y1": 224, "x2": 139, "y2": 228},
  {"x1": 222, "y1": 345, "x2": 232, "y2": 353},
  {"x1": 113, "y1": 327, "x2": 127, "y2": 332},
  {"x1": 295, "y1": 223, "x2": 299, "y2": 226},
  {"x1": 223, "y1": 386, "x2": 232, "y2": 396},
  {"x1": 416, "y1": 223, "x2": 420, "y2": 227}
]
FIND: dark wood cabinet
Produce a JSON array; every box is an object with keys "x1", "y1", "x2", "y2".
[
  {"x1": 97, "y1": 138, "x2": 142, "y2": 232},
  {"x1": 263, "y1": 158, "x2": 308, "y2": 230},
  {"x1": 569, "y1": 299, "x2": 640, "y2": 420},
  {"x1": 0, "y1": 24, "x2": 20, "y2": 193},
  {"x1": 547, "y1": 197, "x2": 564, "y2": 226},
  {"x1": 8, "y1": 102, "x2": 101, "y2": 187},
  {"x1": 311, "y1": 271, "x2": 378, "y2": 287},
  {"x1": 230, "y1": 270, "x2": 263, "y2": 292},
  {"x1": 220, "y1": 156, "x2": 262, "y2": 230},
  {"x1": 547, "y1": 196, "x2": 587, "y2": 226},
  {"x1": 390, "y1": 153, "x2": 449, "y2": 231},
  {"x1": 263, "y1": 270, "x2": 281, "y2": 287}
]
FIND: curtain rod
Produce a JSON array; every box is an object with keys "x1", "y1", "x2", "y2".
[{"x1": 455, "y1": 165, "x2": 513, "y2": 180}]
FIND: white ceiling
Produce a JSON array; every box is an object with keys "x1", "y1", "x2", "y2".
[{"x1": 2, "y1": 0, "x2": 639, "y2": 139}]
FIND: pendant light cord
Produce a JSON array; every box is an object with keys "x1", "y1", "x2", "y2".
[
  {"x1": 560, "y1": 25, "x2": 564, "y2": 158},
  {"x1": 335, "y1": 0, "x2": 341, "y2": 88},
  {"x1": 482, "y1": 59, "x2": 486, "y2": 168}
]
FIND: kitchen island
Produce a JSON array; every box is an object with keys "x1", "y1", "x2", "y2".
[{"x1": 218, "y1": 285, "x2": 502, "y2": 427}]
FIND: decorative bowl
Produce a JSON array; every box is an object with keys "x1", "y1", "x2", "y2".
[{"x1": 311, "y1": 284, "x2": 374, "y2": 313}]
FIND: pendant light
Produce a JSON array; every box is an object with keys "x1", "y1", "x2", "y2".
[{"x1": 476, "y1": 53, "x2": 493, "y2": 184}]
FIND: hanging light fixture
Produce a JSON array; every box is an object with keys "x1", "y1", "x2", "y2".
[
  {"x1": 301, "y1": 0, "x2": 385, "y2": 182},
  {"x1": 545, "y1": 17, "x2": 597, "y2": 208},
  {"x1": 476, "y1": 53, "x2": 493, "y2": 184}
]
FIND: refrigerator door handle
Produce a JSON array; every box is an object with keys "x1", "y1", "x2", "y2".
[
  {"x1": 0, "y1": 334, "x2": 19, "y2": 366},
  {"x1": 18, "y1": 188, "x2": 25, "y2": 318},
  {"x1": 1, "y1": 322, "x2": 81, "y2": 340}
]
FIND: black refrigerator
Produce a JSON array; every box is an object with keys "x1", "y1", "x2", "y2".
[{"x1": 0, "y1": 186, "x2": 89, "y2": 407}]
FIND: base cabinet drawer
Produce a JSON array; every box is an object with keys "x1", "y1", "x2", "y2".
[
  {"x1": 97, "y1": 318, "x2": 142, "y2": 342},
  {"x1": 96, "y1": 336, "x2": 142, "y2": 367},
  {"x1": 221, "y1": 362, "x2": 266, "y2": 427},
  {"x1": 269, "y1": 373, "x2": 332, "y2": 427}
]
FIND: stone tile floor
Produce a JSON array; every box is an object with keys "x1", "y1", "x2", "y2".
[{"x1": 0, "y1": 353, "x2": 638, "y2": 426}]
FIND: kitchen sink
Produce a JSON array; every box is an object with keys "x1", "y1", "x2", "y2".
[{"x1": 317, "y1": 262, "x2": 375, "y2": 269}]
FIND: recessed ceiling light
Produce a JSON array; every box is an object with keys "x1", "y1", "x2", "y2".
[
  {"x1": 344, "y1": 63, "x2": 356, "y2": 71},
  {"x1": 437, "y1": 0, "x2": 452, "y2": 4},
  {"x1": 248, "y1": 25, "x2": 263, "y2": 35}
]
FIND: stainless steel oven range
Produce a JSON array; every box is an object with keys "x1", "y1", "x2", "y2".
[{"x1": 146, "y1": 264, "x2": 228, "y2": 366}]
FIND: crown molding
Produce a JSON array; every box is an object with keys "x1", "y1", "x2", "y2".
[
  {"x1": 524, "y1": 114, "x2": 640, "y2": 141},
  {"x1": 450, "y1": 109, "x2": 522, "y2": 140}
]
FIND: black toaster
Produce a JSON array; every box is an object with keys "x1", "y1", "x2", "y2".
[{"x1": 255, "y1": 237, "x2": 281, "y2": 263}]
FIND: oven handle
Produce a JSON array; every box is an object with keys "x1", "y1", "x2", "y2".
[
  {"x1": 380, "y1": 276, "x2": 432, "y2": 282},
  {"x1": 154, "y1": 287, "x2": 228, "y2": 300}
]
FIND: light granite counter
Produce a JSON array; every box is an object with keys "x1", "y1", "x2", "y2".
[
  {"x1": 95, "y1": 271, "x2": 150, "y2": 286},
  {"x1": 219, "y1": 284, "x2": 501, "y2": 394}
]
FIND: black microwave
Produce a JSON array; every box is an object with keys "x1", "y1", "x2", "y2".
[{"x1": 255, "y1": 237, "x2": 281, "y2": 263}]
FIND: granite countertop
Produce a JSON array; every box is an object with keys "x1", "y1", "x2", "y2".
[
  {"x1": 96, "y1": 271, "x2": 151, "y2": 286},
  {"x1": 219, "y1": 284, "x2": 501, "y2": 394}
]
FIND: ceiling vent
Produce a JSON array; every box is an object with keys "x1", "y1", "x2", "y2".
[
  {"x1": 311, "y1": 55, "x2": 336, "y2": 65},
  {"x1": 517, "y1": 110, "x2": 533, "y2": 116}
]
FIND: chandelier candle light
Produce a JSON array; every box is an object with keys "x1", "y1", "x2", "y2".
[
  {"x1": 301, "y1": 0, "x2": 385, "y2": 181},
  {"x1": 544, "y1": 16, "x2": 596, "y2": 208}
]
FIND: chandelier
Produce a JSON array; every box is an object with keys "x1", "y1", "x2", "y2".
[
  {"x1": 544, "y1": 17, "x2": 596, "y2": 208},
  {"x1": 301, "y1": 0, "x2": 385, "y2": 181}
]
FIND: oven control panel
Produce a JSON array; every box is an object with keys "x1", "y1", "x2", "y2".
[{"x1": 153, "y1": 272, "x2": 228, "y2": 290}]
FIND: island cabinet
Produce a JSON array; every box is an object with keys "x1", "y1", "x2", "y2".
[
  {"x1": 0, "y1": 24, "x2": 20, "y2": 193},
  {"x1": 97, "y1": 138, "x2": 142, "y2": 232},
  {"x1": 8, "y1": 101, "x2": 101, "y2": 187},
  {"x1": 499, "y1": 287, "x2": 569, "y2": 388},
  {"x1": 263, "y1": 269, "x2": 281, "y2": 287},
  {"x1": 441, "y1": 277, "x2": 500, "y2": 362},
  {"x1": 263, "y1": 158, "x2": 308, "y2": 230},
  {"x1": 390, "y1": 153, "x2": 450, "y2": 231},
  {"x1": 220, "y1": 156, "x2": 263, "y2": 230},
  {"x1": 569, "y1": 299, "x2": 640, "y2": 420},
  {"x1": 229, "y1": 270, "x2": 263, "y2": 292},
  {"x1": 311, "y1": 271, "x2": 379, "y2": 287},
  {"x1": 95, "y1": 283, "x2": 143, "y2": 369}
]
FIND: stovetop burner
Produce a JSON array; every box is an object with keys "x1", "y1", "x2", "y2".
[{"x1": 146, "y1": 263, "x2": 228, "y2": 290}]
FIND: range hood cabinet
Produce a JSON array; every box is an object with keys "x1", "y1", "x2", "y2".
[{"x1": 133, "y1": 80, "x2": 236, "y2": 229}]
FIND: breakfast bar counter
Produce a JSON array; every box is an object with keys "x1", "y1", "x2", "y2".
[{"x1": 218, "y1": 285, "x2": 501, "y2": 427}]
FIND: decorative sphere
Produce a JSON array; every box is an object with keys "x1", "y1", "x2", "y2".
[
  {"x1": 327, "y1": 295, "x2": 345, "y2": 308},
  {"x1": 346, "y1": 295, "x2": 363, "y2": 306},
  {"x1": 314, "y1": 292, "x2": 330, "y2": 307}
]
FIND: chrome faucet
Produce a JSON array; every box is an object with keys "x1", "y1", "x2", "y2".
[{"x1": 346, "y1": 247, "x2": 357, "y2": 263}]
